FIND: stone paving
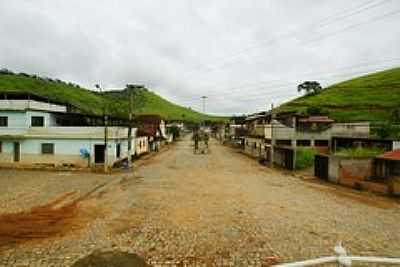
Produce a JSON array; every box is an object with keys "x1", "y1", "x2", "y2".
[{"x1": 0, "y1": 137, "x2": 399, "y2": 266}]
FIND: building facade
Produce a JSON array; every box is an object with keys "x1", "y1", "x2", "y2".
[
  {"x1": 243, "y1": 111, "x2": 370, "y2": 168},
  {"x1": 0, "y1": 99, "x2": 135, "y2": 170}
]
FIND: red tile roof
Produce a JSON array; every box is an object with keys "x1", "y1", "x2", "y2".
[
  {"x1": 377, "y1": 149, "x2": 400, "y2": 161},
  {"x1": 298, "y1": 116, "x2": 334, "y2": 123}
]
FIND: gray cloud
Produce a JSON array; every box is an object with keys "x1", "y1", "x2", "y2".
[{"x1": 1, "y1": 0, "x2": 399, "y2": 115}]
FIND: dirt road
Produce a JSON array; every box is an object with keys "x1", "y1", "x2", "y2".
[{"x1": 0, "y1": 136, "x2": 399, "y2": 266}]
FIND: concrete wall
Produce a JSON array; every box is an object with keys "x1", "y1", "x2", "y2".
[
  {"x1": 0, "y1": 100, "x2": 67, "y2": 113},
  {"x1": 328, "y1": 156, "x2": 373, "y2": 183},
  {"x1": 0, "y1": 109, "x2": 136, "y2": 170},
  {"x1": 328, "y1": 156, "x2": 340, "y2": 183},
  {"x1": 338, "y1": 158, "x2": 373, "y2": 181},
  {"x1": 0, "y1": 111, "x2": 27, "y2": 127},
  {"x1": 394, "y1": 176, "x2": 400, "y2": 195},
  {"x1": 26, "y1": 110, "x2": 56, "y2": 127},
  {"x1": 0, "y1": 126, "x2": 130, "y2": 139},
  {"x1": 135, "y1": 136, "x2": 149, "y2": 155},
  {"x1": 273, "y1": 148, "x2": 287, "y2": 167},
  {"x1": 0, "y1": 110, "x2": 59, "y2": 128},
  {"x1": 331, "y1": 123, "x2": 370, "y2": 138},
  {"x1": 244, "y1": 137, "x2": 265, "y2": 158},
  {"x1": 254, "y1": 122, "x2": 369, "y2": 142},
  {"x1": 327, "y1": 156, "x2": 389, "y2": 194}
]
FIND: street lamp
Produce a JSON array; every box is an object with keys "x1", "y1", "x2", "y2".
[{"x1": 201, "y1": 96, "x2": 207, "y2": 113}]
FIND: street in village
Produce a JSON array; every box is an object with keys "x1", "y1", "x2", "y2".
[{"x1": 0, "y1": 136, "x2": 399, "y2": 266}]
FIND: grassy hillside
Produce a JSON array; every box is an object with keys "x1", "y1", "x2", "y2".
[
  {"x1": 0, "y1": 72, "x2": 224, "y2": 123},
  {"x1": 278, "y1": 67, "x2": 400, "y2": 122}
]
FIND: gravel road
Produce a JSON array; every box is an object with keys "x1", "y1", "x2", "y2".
[{"x1": 0, "y1": 136, "x2": 399, "y2": 266}]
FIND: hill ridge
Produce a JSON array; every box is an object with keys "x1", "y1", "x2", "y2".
[
  {"x1": 0, "y1": 70, "x2": 223, "y2": 122},
  {"x1": 278, "y1": 67, "x2": 400, "y2": 122}
]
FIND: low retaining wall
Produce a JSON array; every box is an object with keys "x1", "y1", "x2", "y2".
[{"x1": 328, "y1": 156, "x2": 391, "y2": 194}]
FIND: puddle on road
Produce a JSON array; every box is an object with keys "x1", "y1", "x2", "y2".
[{"x1": 71, "y1": 250, "x2": 149, "y2": 267}]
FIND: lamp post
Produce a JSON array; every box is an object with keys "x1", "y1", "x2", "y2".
[
  {"x1": 95, "y1": 84, "x2": 108, "y2": 173},
  {"x1": 270, "y1": 103, "x2": 275, "y2": 169},
  {"x1": 201, "y1": 96, "x2": 207, "y2": 113}
]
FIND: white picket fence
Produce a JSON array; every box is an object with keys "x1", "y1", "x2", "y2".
[{"x1": 275, "y1": 242, "x2": 400, "y2": 266}]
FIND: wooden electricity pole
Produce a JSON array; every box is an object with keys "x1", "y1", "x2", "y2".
[
  {"x1": 127, "y1": 90, "x2": 134, "y2": 168},
  {"x1": 104, "y1": 114, "x2": 108, "y2": 173},
  {"x1": 96, "y1": 84, "x2": 108, "y2": 173},
  {"x1": 201, "y1": 96, "x2": 207, "y2": 113},
  {"x1": 270, "y1": 103, "x2": 275, "y2": 169}
]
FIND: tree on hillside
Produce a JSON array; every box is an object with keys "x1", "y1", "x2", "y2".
[
  {"x1": 297, "y1": 81, "x2": 322, "y2": 96},
  {"x1": 0, "y1": 68, "x2": 14, "y2": 75},
  {"x1": 392, "y1": 107, "x2": 400, "y2": 122},
  {"x1": 376, "y1": 123, "x2": 395, "y2": 139}
]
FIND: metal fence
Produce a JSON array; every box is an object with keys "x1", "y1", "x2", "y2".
[{"x1": 275, "y1": 243, "x2": 400, "y2": 266}]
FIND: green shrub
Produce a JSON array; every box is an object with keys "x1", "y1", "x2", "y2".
[
  {"x1": 335, "y1": 147, "x2": 384, "y2": 158},
  {"x1": 295, "y1": 148, "x2": 317, "y2": 170},
  {"x1": 306, "y1": 106, "x2": 328, "y2": 116}
]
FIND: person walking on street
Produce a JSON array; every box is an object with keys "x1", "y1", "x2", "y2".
[
  {"x1": 193, "y1": 131, "x2": 200, "y2": 154},
  {"x1": 204, "y1": 132, "x2": 209, "y2": 149}
]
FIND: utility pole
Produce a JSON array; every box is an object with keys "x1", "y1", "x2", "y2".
[
  {"x1": 95, "y1": 84, "x2": 108, "y2": 173},
  {"x1": 292, "y1": 115, "x2": 297, "y2": 171},
  {"x1": 201, "y1": 96, "x2": 207, "y2": 113},
  {"x1": 270, "y1": 103, "x2": 275, "y2": 169},
  {"x1": 104, "y1": 114, "x2": 108, "y2": 173},
  {"x1": 127, "y1": 89, "x2": 133, "y2": 169}
]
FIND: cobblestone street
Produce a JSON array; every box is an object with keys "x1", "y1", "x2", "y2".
[{"x1": 0, "y1": 137, "x2": 399, "y2": 266}]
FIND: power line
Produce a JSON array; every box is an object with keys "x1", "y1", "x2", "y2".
[
  {"x1": 177, "y1": 10, "x2": 400, "y2": 100},
  {"x1": 170, "y1": 5, "x2": 400, "y2": 113},
  {"x1": 198, "y1": 5, "x2": 400, "y2": 79},
  {"x1": 176, "y1": 64, "x2": 398, "y2": 113},
  {"x1": 175, "y1": 59, "x2": 400, "y2": 103},
  {"x1": 179, "y1": 0, "x2": 392, "y2": 81}
]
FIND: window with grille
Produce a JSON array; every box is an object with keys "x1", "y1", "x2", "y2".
[
  {"x1": 41, "y1": 143, "x2": 54, "y2": 154},
  {"x1": 297, "y1": 140, "x2": 311, "y2": 146},
  {"x1": 31, "y1": 116, "x2": 44, "y2": 127},
  {"x1": 0, "y1": 117, "x2": 8, "y2": 127}
]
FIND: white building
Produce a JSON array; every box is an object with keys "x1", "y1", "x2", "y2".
[{"x1": 0, "y1": 98, "x2": 136, "y2": 170}]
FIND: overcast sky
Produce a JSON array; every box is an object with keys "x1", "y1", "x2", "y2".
[{"x1": 1, "y1": 1, "x2": 400, "y2": 115}]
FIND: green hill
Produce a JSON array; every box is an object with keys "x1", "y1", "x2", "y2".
[
  {"x1": 0, "y1": 71, "x2": 224, "y2": 123},
  {"x1": 278, "y1": 67, "x2": 400, "y2": 122}
]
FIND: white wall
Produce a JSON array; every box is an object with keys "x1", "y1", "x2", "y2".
[
  {"x1": 0, "y1": 111, "x2": 27, "y2": 127},
  {"x1": 0, "y1": 138, "x2": 131, "y2": 168},
  {"x1": 0, "y1": 110, "x2": 58, "y2": 128},
  {"x1": 0, "y1": 100, "x2": 66, "y2": 113}
]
